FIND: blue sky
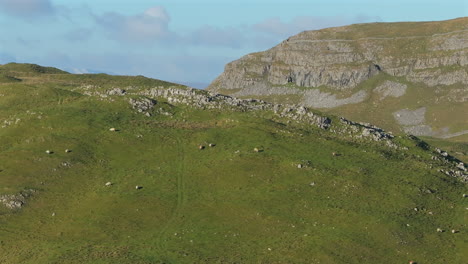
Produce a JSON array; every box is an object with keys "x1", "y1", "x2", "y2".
[{"x1": 0, "y1": 0, "x2": 466, "y2": 87}]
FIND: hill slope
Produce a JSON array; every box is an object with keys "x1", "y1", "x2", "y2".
[
  {"x1": 0, "y1": 65, "x2": 467, "y2": 263},
  {"x1": 207, "y1": 18, "x2": 468, "y2": 144}
]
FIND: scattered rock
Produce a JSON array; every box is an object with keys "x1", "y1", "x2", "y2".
[
  {"x1": 0, "y1": 189, "x2": 36, "y2": 209},
  {"x1": 457, "y1": 162, "x2": 466, "y2": 171},
  {"x1": 424, "y1": 188, "x2": 435, "y2": 194},
  {"x1": 129, "y1": 98, "x2": 156, "y2": 115},
  {"x1": 107, "y1": 88, "x2": 126, "y2": 96}
]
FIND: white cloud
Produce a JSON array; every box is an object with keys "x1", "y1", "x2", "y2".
[
  {"x1": 94, "y1": 6, "x2": 176, "y2": 43},
  {"x1": 0, "y1": 0, "x2": 55, "y2": 18}
]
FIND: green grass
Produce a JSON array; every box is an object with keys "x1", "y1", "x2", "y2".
[
  {"x1": 302, "y1": 17, "x2": 468, "y2": 40},
  {"x1": 0, "y1": 69, "x2": 467, "y2": 263}
]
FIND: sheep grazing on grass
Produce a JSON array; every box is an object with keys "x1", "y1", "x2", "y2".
[
  {"x1": 135, "y1": 186, "x2": 142, "y2": 190},
  {"x1": 209, "y1": 143, "x2": 216, "y2": 147},
  {"x1": 198, "y1": 145, "x2": 205, "y2": 150},
  {"x1": 451, "y1": 229, "x2": 459, "y2": 234},
  {"x1": 105, "y1": 182, "x2": 112, "y2": 186},
  {"x1": 109, "y1": 128, "x2": 117, "y2": 132},
  {"x1": 332, "y1": 152, "x2": 341, "y2": 156},
  {"x1": 45, "y1": 150, "x2": 53, "y2": 154},
  {"x1": 65, "y1": 149, "x2": 71, "y2": 153},
  {"x1": 253, "y1": 147, "x2": 263, "y2": 153},
  {"x1": 437, "y1": 228, "x2": 444, "y2": 232}
]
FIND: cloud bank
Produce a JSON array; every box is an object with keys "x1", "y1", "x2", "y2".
[{"x1": 94, "y1": 6, "x2": 176, "y2": 43}]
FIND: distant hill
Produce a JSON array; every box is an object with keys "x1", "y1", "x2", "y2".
[
  {"x1": 0, "y1": 62, "x2": 69, "y2": 75},
  {"x1": 0, "y1": 63, "x2": 466, "y2": 263},
  {"x1": 208, "y1": 18, "x2": 468, "y2": 143}
]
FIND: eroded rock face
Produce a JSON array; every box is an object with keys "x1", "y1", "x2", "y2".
[{"x1": 209, "y1": 19, "x2": 468, "y2": 93}]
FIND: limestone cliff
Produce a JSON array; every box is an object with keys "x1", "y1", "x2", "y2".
[{"x1": 208, "y1": 18, "x2": 468, "y2": 139}]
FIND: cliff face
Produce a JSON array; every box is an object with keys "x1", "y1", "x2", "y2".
[{"x1": 208, "y1": 18, "x2": 468, "y2": 139}]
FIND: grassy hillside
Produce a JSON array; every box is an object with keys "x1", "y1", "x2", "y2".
[{"x1": 0, "y1": 66, "x2": 467, "y2": 263}]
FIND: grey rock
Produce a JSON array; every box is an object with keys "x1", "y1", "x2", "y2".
[
  {"x1": 393, "y1": 107, "x2": 426, "y2": 126},
  {"x1": 373, "y1": 81, "x2": 407, "y2": 99},
  {"x1": 457, "y1": 162, "x2": 466, "y2": 171},
  {"x1": 129, "y1": 98, "x2": 157, "y2": 114},
  {"x1": 0, "y1": 189, "x2": 36, "y2": 209},
  {"x1": 107, "y1": 88, "x2": 126, "y2": 96}
]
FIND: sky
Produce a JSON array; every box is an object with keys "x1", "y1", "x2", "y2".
[{"x1": 0, "y1": 0, "x2": 466, "y2": 88}]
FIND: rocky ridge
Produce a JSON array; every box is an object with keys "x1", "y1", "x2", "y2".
[{"x1": 69, "y1": 84, "x2": 468, "y2": 183}]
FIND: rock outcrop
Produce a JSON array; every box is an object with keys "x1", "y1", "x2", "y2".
[{"x1": 0, "y1": 189, "x2": 36, "y2": 209}]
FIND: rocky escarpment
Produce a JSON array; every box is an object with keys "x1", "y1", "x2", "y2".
[
  {"x1": 209, "y1": 18, "x2": 467, "y2": 94},
  {"x1": 207, "y1": 18, "x2": 468, "y2": 139}
]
